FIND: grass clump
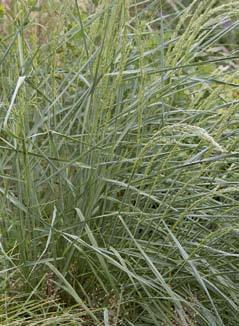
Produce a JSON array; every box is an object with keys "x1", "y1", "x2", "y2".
[{"x1": 0, "y1": 0, "x2": 239, "y2": 324}]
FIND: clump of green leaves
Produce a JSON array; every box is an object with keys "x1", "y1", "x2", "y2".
[{"x1": 0, "y1": 0, "x2": 239, "y2": 325}]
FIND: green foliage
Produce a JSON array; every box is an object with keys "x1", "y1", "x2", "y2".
[{"x1": 0, "y1": 0, "x2": 239, "y2": 324}]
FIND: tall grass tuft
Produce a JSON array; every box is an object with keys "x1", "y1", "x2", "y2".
[{"x1": 1, "y1": 0, "x2": 239, "y2": 324}]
